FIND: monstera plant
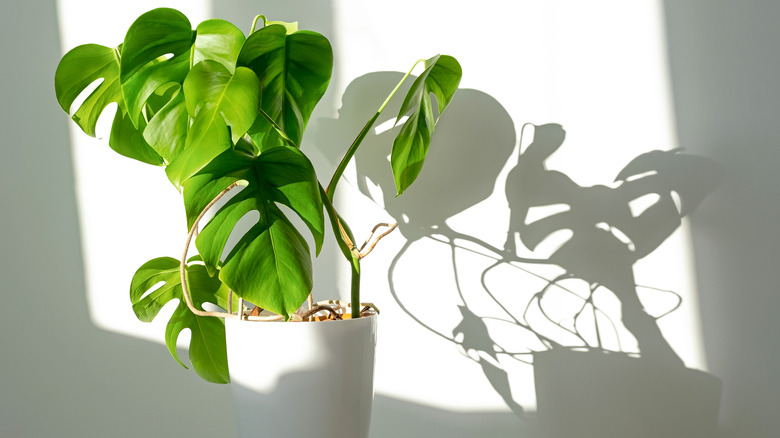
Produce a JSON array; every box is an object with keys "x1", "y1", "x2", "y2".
[{"x1": 55, "y1": 8, "x2": 461, "y2": 383}]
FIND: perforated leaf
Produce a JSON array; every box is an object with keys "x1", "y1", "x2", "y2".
[
  {"x1": 182, "y1": 145, "x2": 324, "y2": 319},
  {"x1": 129, "y1": 257, "x2": 234, "y2": 384},
  {"x1": 119, "y1": 8, "x2": 195, "y2": 127},
  {"x1": 54, "y1": 43, "x2": 162, "y2": 165}
]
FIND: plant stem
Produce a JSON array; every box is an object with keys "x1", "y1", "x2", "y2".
[
  {"x1": 325, "y1": 59, "x2": 424, "y2": 200},
  {"x1": 350, "y1": 255, "x2": 361, "y2": 318},
  {"x1": 323, "y1": 59, "x2": 424, "y2": 316}
]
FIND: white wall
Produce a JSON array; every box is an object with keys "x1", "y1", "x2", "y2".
[
  {"x1": 325, "y1": 0, "x2": 704, "y2": 417},
  {"x1": 0, "y1": 1, "x2": 236, "y2": 437},
  {"x1": 664, "y1": 1, "x2": 780, "y2": 436},
  {"x1": 2, "y1": 0, "x2": 778, "y2": 436}
]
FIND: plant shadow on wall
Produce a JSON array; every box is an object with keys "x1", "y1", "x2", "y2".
[
  {"x1": 317, "y1": 73, "x2": 724, "y2": 438},
  {"x1": 497, "y1": 124, "x2": 723, "y2": 438}
]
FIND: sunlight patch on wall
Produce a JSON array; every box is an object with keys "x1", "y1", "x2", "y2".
[{"x1": 56, "y1": 0, "x2": 212, "y2": 343}]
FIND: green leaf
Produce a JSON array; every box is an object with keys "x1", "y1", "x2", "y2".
[
  {"x1": 55, "y1": 44, "x2": 122, "y2": 137},
  {"x1": 164, "y1": 299, "x2": 229, "y2": 384},
  {"x1": 182, "y1": 146, "x2": 324, "y2": 319},
  {"x1": 391, "y1": 55, "x2": 462, "y2": 195},
  {"x1": 264, "y1": 19, "x2": 298, "y2": 34},
  {"x1": 165, "y1": 102, "x2": 232, "y2": 189},
  {"x1": 193, "y1": 19, "x2": 246, "y2": 73},
  {"x1": 129, "y1": 257, "x2": 233, "y2": 384},
  {"x1": 238, "y1": 25, "x2": 332, "y2": 150},
  {"x1": 182, "y1": 61, "x2": 260, "y2": 136},
  {"x1": 221, "y1": 210, "x2": 313, "y2": 321},
  {"x1": 109, "y1": 106, "x2": 164, "y2": 165},
  {"x1": 164, "y1": 61, "x2": 261, "y2": 187},
  {"x1": 143, "y1": 90, "x2": 188, "y2": 162},
  {"x1": 54, "y1": 43, "x2": 164, "y2": 165},
  {"x1": 120, "y1": 7, "x2": 195, "y2": 127}
]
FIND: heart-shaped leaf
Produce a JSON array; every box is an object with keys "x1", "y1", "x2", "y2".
[
  {"x1": 391, "y1": 55, "x2": 462, "y2": 195},
  {"x1": 238, "y1": 25, "x2": 332, "y2": 150},
  {"x1": 182, "y1": 145, "x2": 324, "y2": 319},
  {"x1": 193, "y1": 19, "x2": 246, "y2": 73},
  {"x1": 164, "y1": 61, "x2": 261, "y2": 187},
  {"x1": 130, "y1": 256, "x2": 234, "y2": 384},
  {"x1": 120, "y1": 8, "x2": 195, "y2": 127}
]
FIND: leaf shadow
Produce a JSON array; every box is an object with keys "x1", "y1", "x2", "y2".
[{"x1": 313, "y1": 71, "x2": 724, "y2": 437}]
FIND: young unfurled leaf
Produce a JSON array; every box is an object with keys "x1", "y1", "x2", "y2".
[
  {"x1": 130, "y1": 257, "x2": 234, "y2": 384},
  {"x1": 391, "y1": 55, "x2": 461, "y2": 195}
]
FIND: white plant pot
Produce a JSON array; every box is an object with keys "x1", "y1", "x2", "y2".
[{"x1": 225, "y1": 314, "x2": 377, "y2": 438}]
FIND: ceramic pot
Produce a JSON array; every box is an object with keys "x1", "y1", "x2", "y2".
[{"x1": 226, "y1": 314, "x2": 377, "y2": 438}]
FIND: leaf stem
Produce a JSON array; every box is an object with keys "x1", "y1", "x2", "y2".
[
  {"x1": 322, "y1": 59, "x2": 424, "y2": 317},
  {"x1": 249, "y1": 15, "x2": 266, "y2": 34},
  {"x1": 258, "y1": 108, "x2": 299, "y2": 149},
  {"x1": 325, "y1": 59, "x2": 425, "y2": 200},
  {"x1": 319, "y1": 184, "x2": 354, "y2": 261}
]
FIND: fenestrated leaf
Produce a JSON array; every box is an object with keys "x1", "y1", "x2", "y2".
[
  {"x1": 164, "y1": 296, "x2": 229, "y2": 384},
  {"x1": 193, "y1": 19, "x2": 246, "y2": 73},
  {"x1": 164, "y1": 61, "x2": 261, "y2": 187},
  {"x1": 129, "y1": 256, "x2": 233, "y2": 384},
  {"x1": 55, "y1": 44, "x2": 121, "y2": 137},
  {"x1": 120, "y1": 7, "x2": 195, "y2": 127},
  {"x1": 54, "y1": 43, "x2": 164, "y2": 165},
  {"x1": 238, "y1": 25, "x2": 332, "y2": 150},
  {"x1": 184, "y1": 146, "x2": 324, "y2": 253},
  {"x1": 182, "y1": 146, "x2": 324, "y2": 319},
  {"x1": 391, "y1": 55, "x2": 461, "y2": 195},
  {"x1": 221, "y1": 210, "x2": 313, "y2": 320}
]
